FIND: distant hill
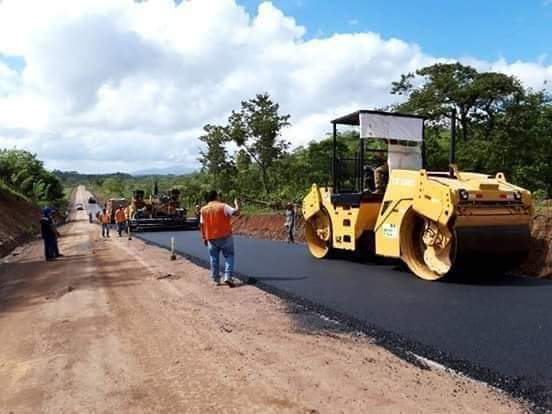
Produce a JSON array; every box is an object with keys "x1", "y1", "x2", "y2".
[
  {"x1": 54, "y1": 171, "x2": 134, "y2": 186},
  {"x1": 132, "y1": 166, "x2": 197, "y2": 176}
]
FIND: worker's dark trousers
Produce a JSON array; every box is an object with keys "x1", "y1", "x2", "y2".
[
  {"x1": 53, "y1": 237, "x2": 60, "y2": 257},
  {"x1": 286, "y1": 224, "x2": 294, "y2": 243},
  {"x1": 43, "y1": 236, "x2": 56, "y2": 260}
]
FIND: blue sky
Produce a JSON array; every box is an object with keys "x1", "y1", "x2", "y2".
[{"x1": 241, "y1": 0, "x2": 552, "y2": 63}]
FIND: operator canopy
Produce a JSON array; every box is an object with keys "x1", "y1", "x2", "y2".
[{"x1": 332, "y1": 110, "x2": 424, "y2": 171}]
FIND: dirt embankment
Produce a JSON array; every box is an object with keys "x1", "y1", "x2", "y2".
[
  {"x1": 233, "y1": 209, "x2": 552, "y2": 279},
  {"x1": 520, "y1": 206, "x2": 552, "y2": 278},
  {"x1": 0, "y1": 188, "x2": 41, "y2": 257},
  {"x1": 232, "y1": 213, "x2": 305, "y2": 243}
]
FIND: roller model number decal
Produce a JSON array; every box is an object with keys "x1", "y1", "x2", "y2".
[
  {"x1": 391, "y1": 178, "x2": 415, "y2": 187},
  {"x1": 382, "y1": 223, "x2": 398, "y2": 239}
]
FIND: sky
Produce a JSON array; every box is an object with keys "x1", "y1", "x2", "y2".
[
  {"x1": 240, "y1": 0, "x2": 552, "y2": 63},
  {"x1": 0, "y1": 0, "x2": 551, "y2": 174}
]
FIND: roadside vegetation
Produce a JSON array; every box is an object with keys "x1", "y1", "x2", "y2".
[{"x1": 0, "y1": 149, "x2": 66, "y2": 210}]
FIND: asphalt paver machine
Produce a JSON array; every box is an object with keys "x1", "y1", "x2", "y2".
[{"x1": 128, "y1": 189, "x2": 199, "y2": 232}]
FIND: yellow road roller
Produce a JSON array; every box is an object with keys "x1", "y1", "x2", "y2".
[{"x1": 302, "y1": 110, "x2": 534, "y2": 280}]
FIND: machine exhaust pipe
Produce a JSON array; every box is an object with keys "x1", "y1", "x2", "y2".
[{"x1": 449, "y1": 108, "x2": 457, "y2": 177}]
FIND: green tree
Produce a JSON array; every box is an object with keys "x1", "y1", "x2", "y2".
[
  {"x1": 198, "y1": 124, "x2": 235, "y2": 193},
  {"x1": 391, "y1": 63, "x2": 522, "y2": 141},
  {"x1": 391, "y1": 62, "x2": 552, "y2": 196},
  {"x1": 227, "y1": 93, "x2": 290, "y2": 194},
  {"x1": 235, "y1": 149, "x2": 252, "y2": 172}
]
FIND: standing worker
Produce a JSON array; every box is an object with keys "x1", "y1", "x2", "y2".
[
  {"x1": 284, "y1": 202, "x2": 295, "y2": 243},
  {"x1": 50, "y1": 210, "x2": 62, "y2": 257},
  {"x1": 200, "y1": 191, "x2": 240, "y2": 287},
  {"x1": 115, "y1": 207, "x2": 127, "y2": 237},
  {"x1": 194, "y1": 204, "x2": 201, "y2": 221},
  {"x1": 40, "y1": 207, "x2": 57, "y2": 261},
  {"x1": 125, "y1": 205, "x2": 132, "y2": 236},
  {"x1": 100, "y1": 208, "x2": 110, "y2": 238}
]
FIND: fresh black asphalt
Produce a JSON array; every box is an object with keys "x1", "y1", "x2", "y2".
[{"x1": 138, "y1": 230, "x2": 552, "y2": 409}]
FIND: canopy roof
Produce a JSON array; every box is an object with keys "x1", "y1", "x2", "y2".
[
  {"x1": 331, "y1": 110, "x2": 424, "y2": 142},
  {"x1": 331, "y1": 109, "x2": 424, "y2": 125}
]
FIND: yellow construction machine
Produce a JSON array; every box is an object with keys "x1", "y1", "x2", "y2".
[
  {"x1": 128, "y1": 188, "x2": 199, "y2": 232},
  {"x1": 303, "y1": 110, "x2": 534, "y2": 280}
]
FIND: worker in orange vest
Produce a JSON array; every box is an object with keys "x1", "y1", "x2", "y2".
[
  {"x1": 100, "y1": 208, "x2": 110, "y2": 238},
  {"x1": 115, "y1": 207, "x2": 127, "y2": 237},
  {"x1": 200, "y1": 190, "x2": 240, "y2": 287}
]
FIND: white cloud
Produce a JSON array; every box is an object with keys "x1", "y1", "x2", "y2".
[{"x1": 0, "y1": 0, "x2": 550, "y2": 173}]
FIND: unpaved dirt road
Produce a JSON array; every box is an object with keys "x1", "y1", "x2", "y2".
[{"x1": 0, "y1": 186, "x2": 524, "y2": 413}]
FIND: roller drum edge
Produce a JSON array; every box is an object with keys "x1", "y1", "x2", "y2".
[{"x1": 452, "y1": 224, "x2": 531, "y2": 276}]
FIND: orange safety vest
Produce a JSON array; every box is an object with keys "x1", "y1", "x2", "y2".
[
  {"x1": 200, "y1": 201, "x2": 232, "y2": 241},
  {"x1": 115, "y1": 209, "x2": 126, "y2": 223},
  {"x1": 100, "y1": 213, "x2": 110, "y2": 224}
]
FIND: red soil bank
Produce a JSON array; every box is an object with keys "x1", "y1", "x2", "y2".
[{"x1": 0, "y1": 189, "x2": 41, "y2": 257}]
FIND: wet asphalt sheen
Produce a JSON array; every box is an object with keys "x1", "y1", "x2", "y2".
[{"x1": 138, "y1": 230, "x2": 552, "y2": 398}]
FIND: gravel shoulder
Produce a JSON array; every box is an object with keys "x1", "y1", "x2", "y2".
[{"x1": 0, "y1": 188, "x2": 525, "y2": 413}]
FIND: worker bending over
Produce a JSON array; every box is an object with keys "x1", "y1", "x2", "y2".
[{"x1": 200, "y1": 191, "x2": 240, "y2": 287}]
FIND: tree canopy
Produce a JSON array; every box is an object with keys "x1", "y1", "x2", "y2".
[{"x1": 391, "y1": 62, "x2": 552, "y2": 197}]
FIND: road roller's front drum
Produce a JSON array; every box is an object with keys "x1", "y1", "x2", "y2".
[{"x1": 452, "y1": 224, "x2": 531, "y2": 276}]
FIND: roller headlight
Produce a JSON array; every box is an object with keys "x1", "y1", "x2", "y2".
[{"x1": 514, "y1": 191, "x2": 522, "y2": 201}]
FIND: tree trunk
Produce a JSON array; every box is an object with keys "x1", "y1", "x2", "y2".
[{"x1": 260, "y1": 167, "x2": 269, "y2": 194}]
